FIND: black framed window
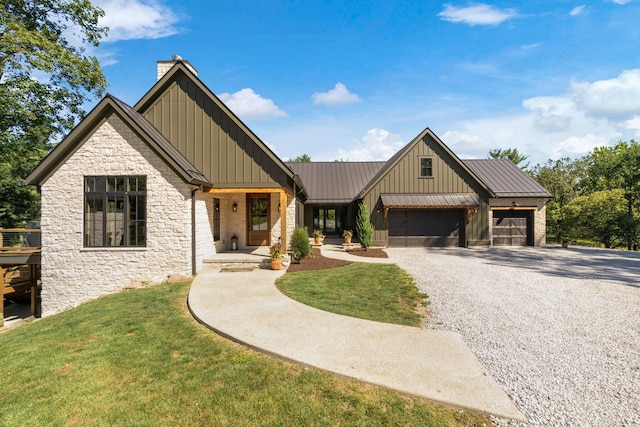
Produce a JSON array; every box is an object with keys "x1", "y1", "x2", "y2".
[
  {"x1": 213, "y1": 198, "x2": 220, "y2": 241},
  {"x1": 84, "y1": 176, "x2": 146, "y2": 247},
  {"x1": 420, "y1": 157, "x2": 433, "y2": 177}
]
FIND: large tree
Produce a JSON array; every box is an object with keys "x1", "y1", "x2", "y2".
[
  {"x1": 488, "y1": 147, "x2": 529, "y2": 170},
  {"x1": 0, "y1": 0, "x2": 107, "y2": 227},
  {"x1": 529, "y1": 157, "x2": 588, "y2": 242},
  {"x1": 583, "y1": 141, "x2": 640, "y2": 249},
  {"x1": 563, "y1": 190, "x2": 629, "y2": 248}
]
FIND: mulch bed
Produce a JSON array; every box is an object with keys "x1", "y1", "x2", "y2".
[
  {"x1": 285, "y1": 247, "x2": 388, "y2": 272},
  {"x1": 346, "y1": 248, "x2": 389, "y2": 258},
  {"x1": 286, "y1": 248, "x2": 351, "y2": 272}
]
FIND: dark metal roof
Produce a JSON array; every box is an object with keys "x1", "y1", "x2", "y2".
[
  {"x1": 108, "y1": 95, "x2": 212, "y2": 186},
  {"x1": 463, "y1": 159, "x2": 552, "y2": 198},
  {"x1": 24, "y1": 94, "x2": 212, "y2": 187},
  {"x1": 381, "y1": 193, "x2": 480, "y2": 208},
  {"x1": 286, "y1": 162, "x2": 385, "y2": 203}
]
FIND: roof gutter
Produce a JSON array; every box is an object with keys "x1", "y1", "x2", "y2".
[{"x1": 191, "y1": 185, "x2": 203, "y2": 276}]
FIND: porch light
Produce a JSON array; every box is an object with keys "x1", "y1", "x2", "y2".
[
  {"x1": 278, "y1": 202, "x2": 281, "y2": 212},
  {"x1": 232, "y1": 202, "x2": 238, "y2": 212}
]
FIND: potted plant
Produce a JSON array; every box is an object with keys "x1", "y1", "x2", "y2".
[
  {"x1": 270, "y1": 243, "x2": 283, "y2": 270},
  {"x1": 313, "y1": 229, "x2": 323, "y2": 244},
  {"x1": 342, "y1": 229, "x2": 353, "y2": 244}
]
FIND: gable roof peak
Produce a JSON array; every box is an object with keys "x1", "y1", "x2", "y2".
[{"x1": 156, "y1": 56, "x2": 198, "y2": 80}]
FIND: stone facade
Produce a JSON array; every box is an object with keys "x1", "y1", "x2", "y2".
[{"x1": 40, "y1": 114, "x2": 197, "y2": 316}]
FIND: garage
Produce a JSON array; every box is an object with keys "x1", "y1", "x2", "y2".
[
  {"x1": 388, "y1": 209, "x2": 465, "y2": 247},
  {"x1": 492, "y1": 210, "x2": 533, "y2": 246},
  {"x1": 381, "y1": 194, "x2": 479, "y2": 248}
]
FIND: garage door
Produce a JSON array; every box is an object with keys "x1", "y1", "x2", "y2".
[
  {"x1": 492, "y1": 211, "x2": 532, "y2": 246},
  {"x1": 388, "y1": 209, "x2": 464, "y2": 247}
]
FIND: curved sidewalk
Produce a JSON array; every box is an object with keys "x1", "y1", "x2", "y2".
[{"x1": 188, "y1": 252, "x2": 524, "y2": 421}]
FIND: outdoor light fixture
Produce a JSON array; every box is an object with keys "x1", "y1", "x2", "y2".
[
  {"x1": 232, "y1": 202, "x2": 238, "y2": 212},
  {"x1": 278, "y1": 202, "x2": 281, "y2": 212}
]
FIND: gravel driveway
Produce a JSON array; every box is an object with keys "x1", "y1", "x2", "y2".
[{"x1": 386, "y1": 246, "x2": 640, "y2": 427}]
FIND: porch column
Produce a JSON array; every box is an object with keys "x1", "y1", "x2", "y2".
[{"x1": 280, "y1": 190, "x2": 287, "y2": 248}]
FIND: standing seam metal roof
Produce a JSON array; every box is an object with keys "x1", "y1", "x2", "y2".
[
  {"x1": 286, "y1": 161, "x2": 385, "y2": 203},
  {"x1": 380, "y1": 193, "x2": 480, "y2": 208},
  {"x1": 463, "y1": 159, "x2": 552, "y2": 198}
]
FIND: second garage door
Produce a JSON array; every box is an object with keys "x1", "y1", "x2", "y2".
[
  {"x1": 492, "y1": 210, "x2": 533, "y2": 246},
  {"x1": 388, "y1": 209, "x2": 464, "y2": 247}
]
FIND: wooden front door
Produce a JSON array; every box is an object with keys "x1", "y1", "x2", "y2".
[{"x1": 247, "y1": 194, "x2": 270, "y2": 246}]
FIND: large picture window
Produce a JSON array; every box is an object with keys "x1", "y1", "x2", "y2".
[{"x1": 84, "y1": 176, "x2": 147, "y2": 247}]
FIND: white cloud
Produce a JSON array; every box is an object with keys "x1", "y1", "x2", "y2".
[
  {"x1": 438, "y1": 4, "x2": 517, "y2": 26},
  {"x1": 523, "y1": 96, "x2": 574, "y2": 132},
  {"x1": 521, "y1": 42, "x2": 543, "y2": 50},
  {"x1": 610, "y1": 0, "x2": 632, "y2": 5},
  {"x1": 570, "y1": 69, "x2": 640, "y2": 120},
  {"x1": 336, "y1": 128, "x2": 405, "y2": 161},
  {"x1": 96, "y1": 0, "x2": 182, "y2": 42},
  {"x1": 219, "y1": 88, "x2": 288, "y2": 120},
  {"x1": 438, "y1": 71, "x2": 640, "y2": 164},
  {"x1": 312, "y1": 83, "x2": 361, "y2": 105},
  {"x1": 570, "y1": 5, "x2": 587, "y2": 16}
]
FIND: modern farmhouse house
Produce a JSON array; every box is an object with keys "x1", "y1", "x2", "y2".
[{"x1": 24, "y1": 57, "x2": 551, "y2": 316}]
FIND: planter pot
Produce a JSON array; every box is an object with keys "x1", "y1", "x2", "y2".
[
  {"x1": 314, "y1": 237, "x2": 321, "y2": 244},
  {"x1": 271, "y1": 257, "x2": 283, "y2": 270},
  {"x1": 344, "y1": 237, "x2": 352, "y2": 244}
]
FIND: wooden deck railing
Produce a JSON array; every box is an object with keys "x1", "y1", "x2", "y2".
[{"x1": 1, "y1": 228, "x2": 41, "y2": 327}]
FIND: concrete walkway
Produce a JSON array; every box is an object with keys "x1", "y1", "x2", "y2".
[{"x1": 188, "y1": 246, "x2": 525, "y2": 421}]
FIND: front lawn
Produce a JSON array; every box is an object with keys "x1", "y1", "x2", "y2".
[
  {"x1": 0, "y1": 281, "x2": 487, "y2": 426},
  {"x1": 276, "y1": 263, "x2": 428, "y2": 326}
]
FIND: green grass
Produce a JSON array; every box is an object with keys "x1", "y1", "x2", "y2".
[
  {"x1": 0, "y1": 281, "x2": 488, "y2": 426},
  {"x1": 276, "y1": 263, "x2": 427, "y2": 327}
]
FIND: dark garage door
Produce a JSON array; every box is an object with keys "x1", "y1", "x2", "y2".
[
  {"x1": 492, "y1": 210, "x2": 533, "y2": 246},
  {"x1": 388, "y1": 209, "x2": 464, "y2": 247}
]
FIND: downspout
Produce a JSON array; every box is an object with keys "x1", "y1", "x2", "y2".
[{"x1": 191, "y1": 185, "x2": 203, "y2": 276}]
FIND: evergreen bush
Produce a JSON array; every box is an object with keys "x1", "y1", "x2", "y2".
[
  {"x1": 355, "y1": 202, "x2": 374, "y2": 248},
  {"x1": 290, "y1": 226, "x2": 312, "y2": 261}
]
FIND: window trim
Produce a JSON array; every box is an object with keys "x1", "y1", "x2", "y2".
[
  {"x1": 419, "y1": 157, "x2": 434, "y2": 178},
  {"x1": 84, "y1": 176, "x2": 147, "y2": 248}
]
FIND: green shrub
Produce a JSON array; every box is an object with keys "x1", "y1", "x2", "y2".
[
  {"x1": 290, "y1": 226, "x2": 312, "y2": 260},
  {"x1": 355, "y1": 202, "x2": 374, "y2": 248}
]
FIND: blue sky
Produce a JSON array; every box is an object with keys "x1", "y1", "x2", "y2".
[{"x1": 91, "y1": 0, "x2": 640, "y2": 166}]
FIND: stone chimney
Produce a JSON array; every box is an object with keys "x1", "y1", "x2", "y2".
[{"x1": 157, "y1": 55, "x2": 198, "y2": 80}]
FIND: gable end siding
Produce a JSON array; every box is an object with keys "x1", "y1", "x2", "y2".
[
  {"x1": 140, "y1": 73, "x2": 290, "y2": 189},
  {"x1": 361, "y1": 133, "x2": 490, "y2": 245}
]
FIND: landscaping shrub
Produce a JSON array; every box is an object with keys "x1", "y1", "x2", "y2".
[
  {"x1": 355, "y1": 202, "x2": 374, "y2": 248},
  {"x1": 290, "y1": 226, "x2": 312, "y2": 260}
]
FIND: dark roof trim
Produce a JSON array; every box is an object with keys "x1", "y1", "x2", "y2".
[
  {"x1": 381, "y1": 193, "x2": 480, "y2": 208},
  {"x1": 24, "y1": 94, "x2": 212, "y2": 187},
  {"x1": 133, "y1": 62, "x2": 304, "y2": 197},
  {"x1": 356, "y1": 128, "x2": 495, "y2": 200}
]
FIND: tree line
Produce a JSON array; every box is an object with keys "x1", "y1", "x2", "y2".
[{"x1": 493, "y1": 144, "x2": 640, "y2": 250}]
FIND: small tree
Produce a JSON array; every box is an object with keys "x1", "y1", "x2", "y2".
[
  {"x1": 289, "y1": 227, "x2": 312, "y2": 261},
  {"x1": 355, "y1": 202, "x2": 374, "y2": 249}
]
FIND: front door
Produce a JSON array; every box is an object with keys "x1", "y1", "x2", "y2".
[{"x1": 247, "y1": 194, "x2": 269, "y2": 246}]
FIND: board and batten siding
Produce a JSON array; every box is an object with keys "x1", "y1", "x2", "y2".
[
  {"x1": 361, "y1": 133, "x2": 491, "y2": 246},
  {"x1": 141, "y1": 73, "x2": 290, "y2": 189}
]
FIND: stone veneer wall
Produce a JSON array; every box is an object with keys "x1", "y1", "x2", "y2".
[
  {"x1": 40, "y1": 114, "x2": 195, "y2": 316},
  {"x1": 194, "y1": 192, "x2": 217, "y2": 271},
  {"x1": 488, "y1": 197, "x2": 548, "y2": 246}
]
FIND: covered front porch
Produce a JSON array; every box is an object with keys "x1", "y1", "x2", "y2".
[{"x1": 203, "y1": 187, "x2": 295, "y2": 252}]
